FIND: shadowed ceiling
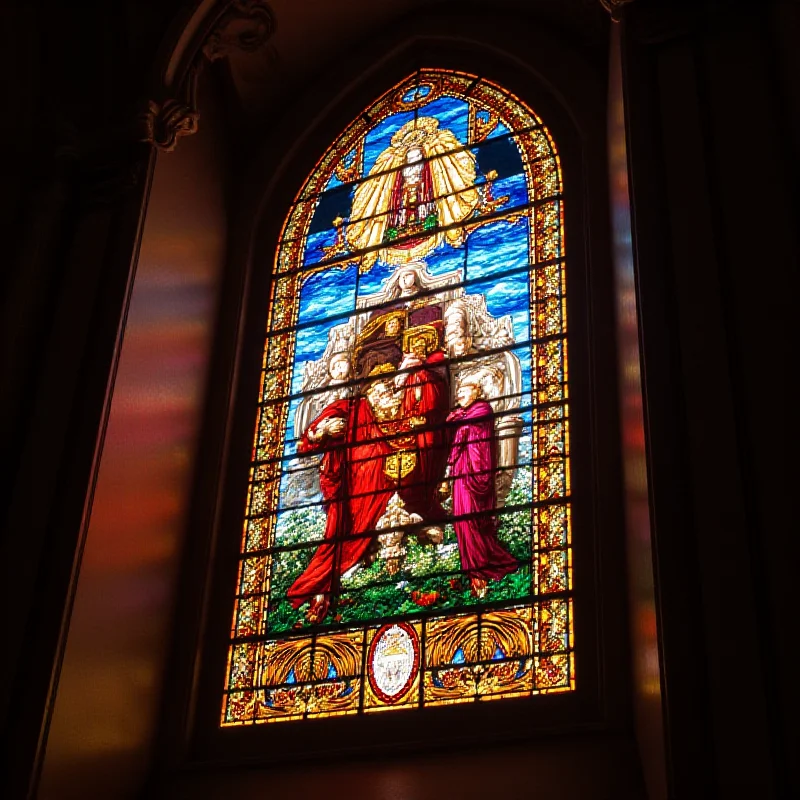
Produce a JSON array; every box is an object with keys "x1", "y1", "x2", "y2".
[{"x1": 217, "y1": 0, "x2": 608, "y2": 114}]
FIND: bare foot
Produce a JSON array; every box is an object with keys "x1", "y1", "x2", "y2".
[{"x1": 306, "y1": 595, "x2": 329, "y2": 624}]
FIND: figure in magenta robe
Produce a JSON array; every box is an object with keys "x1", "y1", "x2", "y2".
[
  {"x1": 288, "y1": 359, "x2": 450, "y2": 622},
  {"x1": 445, "y1": 378, "x2": 518, "y2": 598}
]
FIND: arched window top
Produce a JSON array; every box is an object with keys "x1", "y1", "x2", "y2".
[
  {"x1": 224, "y1": 69, "x2": 571, "y2": 725},
  {"x1": 278, "y1": 70, "x2": 561, "y2": 273}
]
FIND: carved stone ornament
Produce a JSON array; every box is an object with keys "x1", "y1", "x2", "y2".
[
  {"x1": 139, "y1": 99, "x2": 200, "y2": 152},
  {"x1": 139, "y1": 2, "x2": 276, "y2": 151},
  {"x1": 599, "y1": 0, "x2": 637, "y2": 22},
  {"x1": 202, "y1": 0, "x2": 276, "y2": 62}
]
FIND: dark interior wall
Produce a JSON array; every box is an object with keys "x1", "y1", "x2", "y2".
[
  {"x1": 34, "y1": 72, "x2": 229, "y2": 800},
  {"x1": 1, "y1": 3, "x2": 186, "y2": 796},
  {"x1": 697, "y1": 9, "x2": 798, "y2": 792},
  {"x1": 620, "y1": 1, "x2": 799, "y2": 796},
  {"x1": 608, "y1": 23, "x2": 666, "y2": 800},
  {"x1": 157, "y1": 734, "x2": 645, "y2": 800}
]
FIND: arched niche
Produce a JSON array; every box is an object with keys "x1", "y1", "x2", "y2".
[
  {"x1": 35, "y1": 4, "x2": 648, "y2": 799},
  {"x1": 186, "y1": 10, "x2": 633, "y2": 797}
]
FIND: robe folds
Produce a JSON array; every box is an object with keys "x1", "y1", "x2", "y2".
[
  {"x1": 446, "y1": 400, "x2": 518, "y2": 581},
  {"x1": 399, "y1": 351, "x2": 449, "y2": 522},
  {"x1": 287, "y1": 398, "x2": 394, "y2": 608}
]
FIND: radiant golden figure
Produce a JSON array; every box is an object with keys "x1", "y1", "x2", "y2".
[{"x1": 346, "y1": 117, "x2": 480, "y2": 268}]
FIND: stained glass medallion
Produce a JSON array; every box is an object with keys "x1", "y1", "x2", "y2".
[{"x1": 223, "y1": 70, "x2": 574, "y2": 725}]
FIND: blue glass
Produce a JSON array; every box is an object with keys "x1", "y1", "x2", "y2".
[
  {"x1": 362, "y1": 110, "x2": 415, "y2": 176},
  {"x1": 466, "y1": 214, "x2": 530, "y2": 283},
  {"x1": 402, "y1": 84, "x2": 431, "y2": 103},
  {"x1": 297, "y1": 264, "x2": 357, "y2": 325}
]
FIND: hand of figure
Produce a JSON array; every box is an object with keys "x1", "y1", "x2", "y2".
[
  {"x1": 400, "y1": 353, "x2": 423, "y2": 370},
  {"x1": 306, "y1": 425, "x2": 323, "y2": 442},
  {"x1": 325, "y1": 417, "x2": 346, "y2": 435},
  {"x1": 438, "y1": 480, "x2": 451, "y2": 498}
]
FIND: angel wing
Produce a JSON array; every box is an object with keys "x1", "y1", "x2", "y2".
[
  {"x1": 293, "y1": 322, "x2": 356, "y2": 441},
  {"x1": 294, "y1": 381, "x2": 329, "y2": 444},
  {"x1": 465, "y1": 295, "x2": 520, "y2": 412}
]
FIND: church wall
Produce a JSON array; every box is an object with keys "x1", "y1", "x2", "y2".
[
  {"x1": 699, "y1": 11, "x2": 797, "y2": 791},
  {"x1": 0, "y1": 3, "x2": 193, "y2": 796},
  {"x1": 608, "y1": 24, "x2": 666, "y2": 800},
  {"x1": 619, "y1": 2, "x2": 799, "y2": 796},
  {"x1": 35, "y1": 75, "x2": 229, "y2": 800},
  {"x1": 156, "y1": 734, "x2": 645, "y2": 800}
]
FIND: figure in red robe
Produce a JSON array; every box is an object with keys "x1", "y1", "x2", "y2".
[
  {"x1": 288, "y1": 358, "x2": 450, "y2": 622},
  {"x1": 395, "y1": 332, "x2": 449, "y2": 534},
  {"x1": 445, "y1": 378, "x2": 518, "y2": 598}
]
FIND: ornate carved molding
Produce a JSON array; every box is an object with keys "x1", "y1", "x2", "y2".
[
  {"x1": 599, "y1": 0, "x2": 637, "y2": 22},
  {"x1": 138, "y1": 98, "x2": 200, "y2": 152},
  {"x1": 140, "y1": 1, "x2": 276, "y2": 151},
  {"x1": 202, "y1": 0, "x2": 276, "y2": 62}
]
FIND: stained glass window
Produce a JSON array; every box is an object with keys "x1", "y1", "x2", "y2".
[{"x1": 222, "y1": 70, "x2": 573, "y2": 724}]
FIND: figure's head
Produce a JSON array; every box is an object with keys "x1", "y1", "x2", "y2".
[
  {"x1": 445, "y1": 304, "x2": 471, "y2": 356},
  {"x1": 328, "y1": 353, "x2": 351, "y2": 382},
  {"x1": 398, "y1": 269, "x2": 418, "y2": 291},
  {"x1": 409, "y1": 337, "x2": 428, "y2": 360},
  {"x1": 405, "y1": 146, "x2": 424, "y2": 165},
  {"x1": 456, "y1": 379, "x2": 481, "y2": 408},
  {"x1": 445, "y1": 311, "x2": 472, "y2": 357},
  {"x1": 384, "y1": 316, "x2": 402, "y2": 337}
]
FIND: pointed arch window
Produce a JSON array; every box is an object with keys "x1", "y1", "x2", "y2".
[{"x1": 223, "y1": 70, "x2": 572, "y2": 724}]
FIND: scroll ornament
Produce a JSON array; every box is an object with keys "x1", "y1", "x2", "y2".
[
  {"x1": 139, "y1": 99, "x2": 199, "y2": 152},
  {"x1": 140, "y1": 2, "x2": 276, "y2": 151},
  {"x1": 599, "y1": 0, "x2": 637, "y2": 22},
  {"x1": 202, "y1": 0, "x2": 276, "y2": 62}
]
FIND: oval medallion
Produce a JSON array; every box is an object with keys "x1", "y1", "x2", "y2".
[{"x1": 367, "y1": 622, "x2": 420, "y2": 704}]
